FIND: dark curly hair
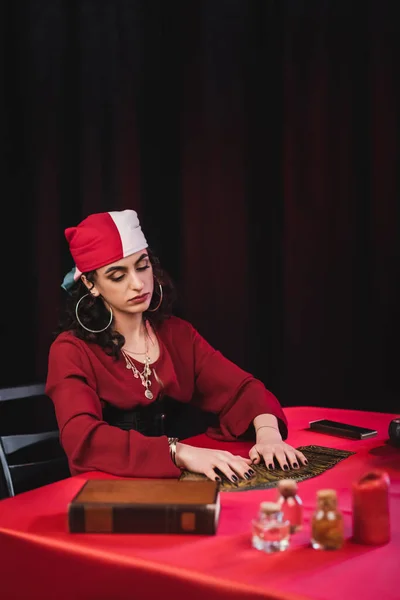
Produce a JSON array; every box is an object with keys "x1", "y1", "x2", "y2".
[{"x1": 54, "y1": 248, "x2": 176, "y2": 359}]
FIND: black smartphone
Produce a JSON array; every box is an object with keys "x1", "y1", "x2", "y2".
[{"x1": 309, "y1": 419, "x2": 378, "y2": 440}]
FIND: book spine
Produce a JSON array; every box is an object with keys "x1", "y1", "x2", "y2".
[{"x1": 68, "y1": 504, "x2": 217, "y2": 535}]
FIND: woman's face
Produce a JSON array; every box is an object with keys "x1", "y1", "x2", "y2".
[{"x1": 82, "y1": 249, "x2": 154, "y2": 316}]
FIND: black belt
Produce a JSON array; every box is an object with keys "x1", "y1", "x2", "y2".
[
  {"x1": 102, "y1": 397, "x2": 166, "y2": 437},
  {"x1": 102, "y1": 397, "x2": 219, "y2": 440}
]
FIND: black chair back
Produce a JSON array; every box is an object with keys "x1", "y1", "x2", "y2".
[{"x1": 0, "y1": 383, "x2": 70, "y2": 498}]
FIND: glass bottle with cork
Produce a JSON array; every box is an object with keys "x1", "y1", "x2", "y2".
[
  {"x1": 311, "y1": 489, "x2": 344, "y2": 550},
  {"x1": 276, "y1": 479, "x2": 303, "y2": 533},
  {"x1": 251, "y1": 501, "x2": 291, "y2": 553}
]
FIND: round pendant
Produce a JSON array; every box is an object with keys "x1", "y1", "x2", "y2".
[
  {"x1": 145, "y1": 389, "x2": 153, "y2": 400},
  {"x1": 126, "y1": 363, "x2": 131, "y2": 369}
]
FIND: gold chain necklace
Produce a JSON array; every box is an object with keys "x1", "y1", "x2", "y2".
[
  {"x1": 123, "y1": 323, "x2": 155, "y2": 355},
  {"x1": 123, "y1": 349, "x2": 147, "y2": 355},
  {"x1": 122, "y1": 337, "x2": 153, "y2": 400}
]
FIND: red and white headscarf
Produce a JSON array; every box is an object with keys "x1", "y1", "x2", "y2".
[{"x1": 62, "y1": 210, "x2": 148, "y2": 291}]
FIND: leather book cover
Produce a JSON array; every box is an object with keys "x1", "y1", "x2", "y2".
[{"x1": 68, "y1": 478, "x2": 220, "y2": 535}]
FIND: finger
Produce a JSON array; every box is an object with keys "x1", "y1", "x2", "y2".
[
  {"x1": 205, "y1": 469, "x2": 222, "y2": 482},
  {"x1": 283, "y1": 449, "x2": 301, "y2": 469},
  {"x1": 231, "y1": 453, "x2": 252, "y2": 466},
  {"x1": 229, "y1": 457, "x2": 256, "y2": 480},
  {"x1": 281, "y1": 445, "x2": 308, "y2": 466},
  {"x1": 260, "y1": 450, "x2": 275, "y2": 470},
  {"x1": 216, "y1": 451, "x2": 234, "y2": 460},
  {"x1": 293, "y1": 449, "x2": 308, "y2": 465},
  {"x1": 272, "y1": 449, "x2": 290, "y2": 471},
  {"x1": 214, "y1": 461, "x2": 240, "y2": 484},
  {"x1": 249, "y1": 447, "x2": 261, "y2": 465}
]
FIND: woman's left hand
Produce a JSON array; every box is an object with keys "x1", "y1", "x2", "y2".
[{"x1": 249, "y1": 429, "x2": 308, "y2": 471}]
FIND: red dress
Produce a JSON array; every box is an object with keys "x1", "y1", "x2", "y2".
[{"x1": 45, "y1": 316, "x2": 288, "y2": 478}]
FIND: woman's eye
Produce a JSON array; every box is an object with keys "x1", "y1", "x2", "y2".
[
  {"x1": 111, "y1": 274, "x2": 124, "y2": 282},
  {"x1": 137, "y1": 265, "x2": 150, "y2": 272}
]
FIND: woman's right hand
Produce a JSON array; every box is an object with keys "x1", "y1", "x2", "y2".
[{"x1": 175, "y1": 442, "x2": 255, "y2": 483}]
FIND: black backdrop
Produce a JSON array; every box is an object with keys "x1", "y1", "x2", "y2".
[{"x1": 1, "y1": 0, "x2": 399, "y2": 413}]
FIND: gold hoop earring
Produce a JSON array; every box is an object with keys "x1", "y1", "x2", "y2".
[
  {"x1": 75, "y1": 293, "x2": 113, "y2": 333},
  {"x1": 147, "y1": 282, "x2": 163, "y2": 312}
]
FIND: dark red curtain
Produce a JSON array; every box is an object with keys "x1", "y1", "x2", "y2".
[{"x1": 1, "y1": 1, "x2": 398, "y2": 413}]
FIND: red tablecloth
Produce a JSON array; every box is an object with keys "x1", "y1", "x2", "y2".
[{"x1": 0, "y1": 406, "x2": 399, "y2": 600}]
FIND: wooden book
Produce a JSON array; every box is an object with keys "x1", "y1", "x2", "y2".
[{"x1": 68, "y1": 478, "x2": 220, "y2": 535}]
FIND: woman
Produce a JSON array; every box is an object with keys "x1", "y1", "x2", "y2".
[{"x1": 46, "y1": 209, "x2": 307, "y2": 482}]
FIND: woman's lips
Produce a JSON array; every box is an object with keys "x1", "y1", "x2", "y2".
[{"x1": 128, "y1": 293, "x2": 150, "y2": 304}]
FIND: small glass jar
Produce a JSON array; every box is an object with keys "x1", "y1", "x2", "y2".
[
  {"x1": 251, "y1": 501, "x2": 291, "y2": 553},
  {"x1": 311, "y1": 489, "x2": 344, "y2": 550},
  {"x1": 277, "y1": 479, "x2": 303, "y2": 533}
]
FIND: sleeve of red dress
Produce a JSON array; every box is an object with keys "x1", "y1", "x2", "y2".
[
  {"x1": 189, "y1": 325, "x2": 288, "y2": 441},
  {"x1": 45, "y1": 336, "x2": 181, "y2": 478}
]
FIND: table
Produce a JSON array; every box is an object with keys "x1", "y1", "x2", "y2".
[{"x1": 0, "y1": 406, "x2": 399, "y2": 600}]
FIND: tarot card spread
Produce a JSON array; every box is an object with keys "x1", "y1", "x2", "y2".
[{"x1": 179, "y1": 445, "x2": 355, "y2": 491}]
